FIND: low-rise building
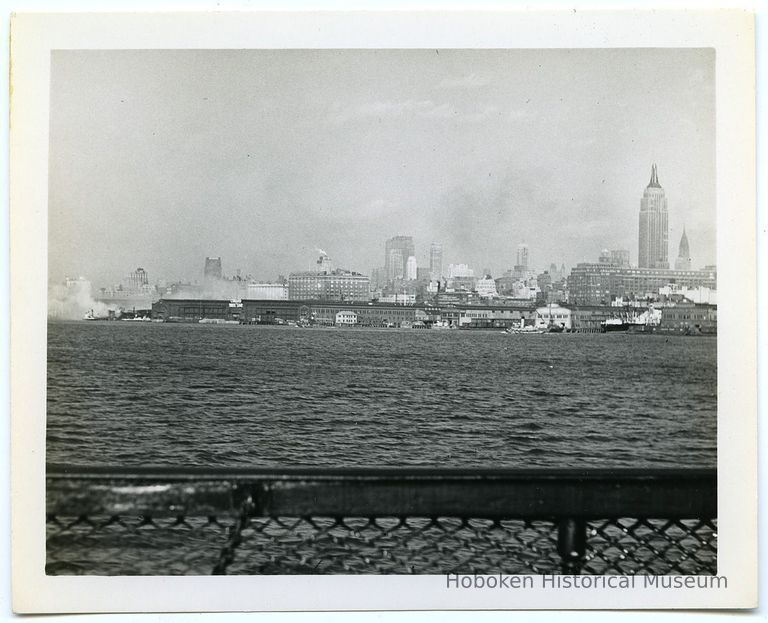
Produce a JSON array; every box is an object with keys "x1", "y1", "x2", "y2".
[
  {"x1": 335, "y1": 310, "x2": 358, "y2": 325},
  {"x1": 659, "y1": 303, "x2": 717, "y2": 334},
  {"x1": 570, "y1": 305, "x2": 622, "y2": 332},
  {"x1": 658, "y1": 284, "x2": 717, "y2": 305},
  {"x1": 247, "y1": 283, "x2": 288, "y2": 300},
  {"x1": 535, "y1": 304, "x2": 572, "y2": 329},
  {"x1": 458, "y1": 306, "x2": 539, "y2": 329},
  {"x1": 378, "y1": 293, "x2": 417, "y2": 305},
  {"x1": 151, "y1": 299, "x2": 237, "y2": 322}
]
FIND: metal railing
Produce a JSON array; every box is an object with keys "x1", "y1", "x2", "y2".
[{"x1": 46, "y1": 465, "x2": 717, "y2": 576}]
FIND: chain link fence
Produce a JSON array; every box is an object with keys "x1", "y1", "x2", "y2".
[{"x1": 46, "y1": 466, "x2": 717, "y2": 575}]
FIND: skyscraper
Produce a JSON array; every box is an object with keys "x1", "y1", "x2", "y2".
[
  {"x1": 638, "y1": 164, "x2": 669, "y2": 269},
  {"x1": 204, "y1": 257, "x2": 222, "y2": 280},
  {"x1": 384, "y1": 236, "x2": 415, "y2": 282},
  {"x1": 675, "y1": 227, "x2": 692, "y2": 271},
  {"x1": 405, "y1": 256, "x2": 418, "y2": 280},
  {"x1": 127, "y1": 267, "x2": 149, "y2": 291},
  {"x1": 516, "y1": 243, "x2": 530, "y2": 270},
  {"x1": 429, "y1": 243, "x2": 443, "y2": 280},
  {"x1": 388, "y1": 249, "x2": 404, "y2": 281}
]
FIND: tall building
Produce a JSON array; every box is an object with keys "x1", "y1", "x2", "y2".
[
  {"x1": 204, "y1": 257, "x2": 223, "y2": 280},
  {"x1": 384, "y1": 236, "x2": 415, "y2": 282},
  {"x1": 568, "y1": 262, "x2": 716, "y2": 305},
  {"x1": 416, "y1": 267, "x2": 432, "y2": 281},
  {"x1": 516, "y1": 243, "x2": 530, "y2": 270},
  {"x1": 610, "y1": 250, "x2": 630, "y2": 268},
  {"x1": 370, "y1": 267, "x2": 387, "y2": 290},
  {"x1": 675, "y1": 228, "x2": 692, "y2": 271},
  {"x1": 126, "y1": 267, "x2": 149, "y2": 292},
  {"x1": 96, "y1": 266, "x2": 159, "y2": 305},
  {"x1": 549, "y1": 263, "x2": 559, "y2": 281},
  {"x1": 388, "y1": 249, "x2": 404, "y2": 281},
  {"x1": 475, "y1": 275, "x2": 498, "y2": 298},
  {"x1": 638, "y1": 164, "x2": 669, "y2": 269},
  {"x1": 429, "y1": 243, "x2": 443, "y2": 279},
  {"x1": 405, "y1": 256, "x2": 418, "y2": 280},
  {"x1": 598, "y1": 250, "x2": 630, "y2": 267},
  {"x1": 315, "y1": 253, "x2": 333, "y2": 273},
  {"x1": 288, "y1": 270, "x2": 371, "y2": 302},
  {"x1": 447, "y1": 263, "x2": 474, "y2": 278}
]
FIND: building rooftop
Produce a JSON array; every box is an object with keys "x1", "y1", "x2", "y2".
[{"x1": 289, "y1": 269, "x2": 367, "y2": 277}]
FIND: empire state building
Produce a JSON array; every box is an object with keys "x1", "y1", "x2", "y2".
[{"x1": 638, "y1": 164, "x2": 669, "y2": 269}]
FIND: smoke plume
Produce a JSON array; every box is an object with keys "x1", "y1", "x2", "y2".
[{"x1": 48, "y1": 279, "x2": 118, "y2": 320}]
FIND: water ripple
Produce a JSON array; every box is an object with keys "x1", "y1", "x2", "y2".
[{"x1": 46, "y1": 323, "x2": 717, "y2": 469}]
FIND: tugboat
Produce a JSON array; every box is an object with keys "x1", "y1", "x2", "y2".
[{"x1": 83, "y1": 309, "x2": 110, "y2": 321}]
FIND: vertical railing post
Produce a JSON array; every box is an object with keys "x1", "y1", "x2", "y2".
[
  {"x1": 212, "y1": 492, "x2": 254, "y2": 575},
  {"x1": 557, "y1": 518, "x2": 587, "y2": 574}
]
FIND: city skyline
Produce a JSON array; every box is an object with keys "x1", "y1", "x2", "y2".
[
  {"x1": 49, "y1": 49, "x2": 715, "y2": 287},
  {"x1": 62, "y1": 214, "x2": 709, "y2": 292}
]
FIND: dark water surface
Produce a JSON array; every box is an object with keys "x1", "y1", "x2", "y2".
[{"x1": 47, "y1": 322, "x2": 717, "y2": 468}]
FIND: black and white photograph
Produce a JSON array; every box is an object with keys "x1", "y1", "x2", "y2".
[
  {"x1": 43, "y1": 45, "x2": 719, "y2": 575},
  {"x1": 9, "y1": 9, "x2": 758, "y2": 614}
]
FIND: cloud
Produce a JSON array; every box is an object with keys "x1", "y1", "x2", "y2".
[
  {"x1": 329, "y1": 99, "x2": 499, "y2": 124},
  {"x1": 438, "y1": 73, "x2": 491, "y2": 89},
  {"x1": 340, "y1": 198, "x2": 400, "y2": 219},
  {"x1": 418, "y1": 102, "x2": 454, "y2": 119},
  {"x1": 465, "y1": 105, "x2": 500, "y2": 122},
  {"x1": 508, "y1": 108, "x2": 534, "y2": 121},
  {"x1": 366, "y1": 198, "x2": 399, "y2": 213},
  {"x1": 329, "y1": 99, "x2": 438, "y2": 122}
]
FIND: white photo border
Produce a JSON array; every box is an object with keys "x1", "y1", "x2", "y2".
[{"x1": 10, "y1": 9, "x2": 757, "y2": 613}]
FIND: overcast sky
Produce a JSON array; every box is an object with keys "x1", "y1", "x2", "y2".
[{"x1": 49, "y1": 48, "x2": 715, "y2": 287}]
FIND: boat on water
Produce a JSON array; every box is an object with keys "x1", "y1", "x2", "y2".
[
  {"x1": 83, "y1": 309, "x2": 114, "y2": 321},
  {"x1": 430, "y1": 321, "x2": 452, "y2": 330},
  {"x1": 600, "y1": 318, "x2": 630, "y2": 332},
  {"x1": 505, "y1": 325, "x2": 546, "y2": 335},
  {"x1": 600, "y1": 304, "x2": 662, "y2": 333}
]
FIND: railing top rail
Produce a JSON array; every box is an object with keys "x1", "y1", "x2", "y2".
[
  {"x1": 46, "y1": 464, "x2": 717, "y2": 520},
  {"x1": 47, "y1": 463, "x2": 716, "y2": 482}
]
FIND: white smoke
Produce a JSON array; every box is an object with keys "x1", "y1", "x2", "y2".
[
  {"x1": 162, "y1": 279, "x2": 247, "y2": 301},
  {"x1": 48, "y1": 278, "x2": 119, "y2": 320}
]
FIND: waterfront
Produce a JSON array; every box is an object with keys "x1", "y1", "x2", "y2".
[{"x1": 47, "y1": 322, "x2": 717, "y2": 468}]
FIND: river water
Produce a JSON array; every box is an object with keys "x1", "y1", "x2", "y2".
[{"x1": 46, "y1": 322, "x2": 717, "y2": 468}]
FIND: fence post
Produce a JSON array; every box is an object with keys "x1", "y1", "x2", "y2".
[
  {"x1": 557, "y1": 518, "x2": 586, "y2": 574},
  {"x1": 212, "y1": 494, "x2": 254, "y2": 575}
]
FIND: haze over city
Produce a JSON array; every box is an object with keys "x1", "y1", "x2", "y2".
[{"x1": 48, "y1": 48, "x2": 715, "y2": 288}]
